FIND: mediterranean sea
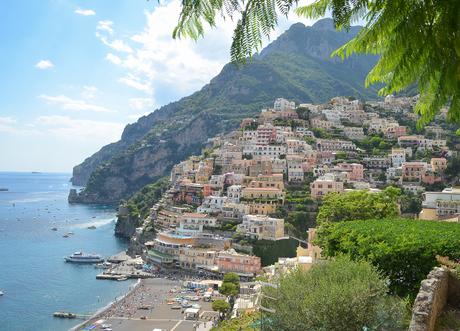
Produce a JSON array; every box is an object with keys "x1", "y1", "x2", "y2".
[{"x1": 0, "y1": 172, "x2": 135, "y2": 331}]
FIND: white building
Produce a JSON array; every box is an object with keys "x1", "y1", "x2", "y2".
[
  {"x1": 274, "y1": 98, "x2": 295, "y2": 111},
  {"x1": 178, "y1": 213, "x2": 218, "y2": 234},
  {"x1": 197, "y1": 196, "x2": 228, "y2": 214},
  {"x1": 390, "y1": 148, "x2": 406, "y2": 168},
  {"x1": 286, "y1": 155, "x2": 304, "y2": 182},
  {"x1": 420, "y1": 188, "x2": 460, "y2": 220},
  {"x1": 237, "y1": 215, "x2": 286, "y2": 241},
  {"x1": 227, "y1": 185, "x2": 243, "y2": 203}
]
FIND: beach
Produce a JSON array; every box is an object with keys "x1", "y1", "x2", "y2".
[{"x1": 74, "y1": 277, "x2": 219, "y2": 331}]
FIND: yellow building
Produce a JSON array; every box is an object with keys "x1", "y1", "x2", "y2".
[
  {"x1": 178, "y1": 248, "x2": 217, "y2": 270},
  {"x1": 242, "y1": 187, "x2": 284, "y2": 201}
]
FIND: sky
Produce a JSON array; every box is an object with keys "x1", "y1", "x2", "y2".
[{"x1": 0, "y1": 0, "x2": 318, "y2": 173}]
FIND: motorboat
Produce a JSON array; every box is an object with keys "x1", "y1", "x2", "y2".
[{"x1": 65, "y1": 251, "x2": 104, "y2": 264}]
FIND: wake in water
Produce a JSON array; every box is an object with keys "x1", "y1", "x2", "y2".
[{"x1": 70, "y1": 218, "x2": 116, "y2": 229}]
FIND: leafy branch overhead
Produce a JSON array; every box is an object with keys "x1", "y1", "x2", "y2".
[{"x1": 173, "y1": 0, "x2": 460, "y2": 130}]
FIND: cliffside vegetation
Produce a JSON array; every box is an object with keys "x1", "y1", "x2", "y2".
[{"x1": 115, "y1": 177, "x2": 169, "y2": 238}]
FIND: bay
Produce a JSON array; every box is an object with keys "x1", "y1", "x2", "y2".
[{"x1": 0, "y1": 172, "x2": 134, "y2": 331}]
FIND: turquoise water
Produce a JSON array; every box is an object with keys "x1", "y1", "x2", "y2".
[{"x1": 0, "y1": 172, "x2": 135, "y2": 331}]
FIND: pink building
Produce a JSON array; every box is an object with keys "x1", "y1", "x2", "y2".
[
  {"x1": 256, "y1": 124, "x2": 276, "y2": 145},
  {"x1": 386, "y1": 125, "x2": 407, "y2": 139},
  {"x1": 217, "y1": 249, "x2": 261, "y2": 276},
  {"x1": 335, "y1": 163, "x2": 364, "y2": 181},
  {"x1": 401, "y1": 162, "x2": 428, "y2": 182}
]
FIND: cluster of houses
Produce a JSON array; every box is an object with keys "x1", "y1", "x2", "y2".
[{"x1": 135, "y1": 96, "x2": 458, "y2": 278}]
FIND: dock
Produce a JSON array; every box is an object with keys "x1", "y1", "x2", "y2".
[
  {"x1": 53, "y1": 311, "x2": 91, "y2": 319},
  {"x1": 97, "y1": 253, "x2": 152, "y2": 280}
]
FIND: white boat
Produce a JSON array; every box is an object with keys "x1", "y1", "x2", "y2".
[
  {"x1": 0, "y1": 291, "x2": 4, "y2": 296},
  {"x1": 65, "y1": 251, "x2": 104, "y2": 264}
]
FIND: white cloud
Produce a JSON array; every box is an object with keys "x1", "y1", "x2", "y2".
[
  {"x1": 118, "y1": 74, "x2": 152, "y2": 94},
  {"x1": 35, "y1": 60, "x2": 54, "y2": 70},
  {"x1": 75, "y1": 8, "x2": 96, "y2": 16},
  {"x1": 95, "y1": 0, "x2": 318, "y2": 103},
  {"x1": 81, "y1": 86, "x2": 98, "y2": 99},
  {"x1": 129, "y1": 97, "x2": 155, "y2": 110},
  {"x1": 98, "y1": 35, "x2": 133, "y2": 53},
  {"x1": 39, "y1": 94, "x2": 113, "y2": 113},
  {"x1": 97, "y1": 20, "x2": 114, "y2": 34},
  {"x1": 0, "y1": 116, "x2": 40, "y2": 135},
  {"x1": 35, "y1": 115, "x2": 123, "y2": 141},
  {"x1": 106, "y1": 53, "x2": 122, "y2": 65}
]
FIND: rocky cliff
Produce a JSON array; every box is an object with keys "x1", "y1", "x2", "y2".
[{"x1": 70, "y1": 18, "x2": 380, "y2": 204}]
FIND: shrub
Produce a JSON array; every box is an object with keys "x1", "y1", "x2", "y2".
[
  {"x1": 265, "y1": 257, "x2": 407, "y2": 331},
  {"x1": 316, "y1": 218, "x2": 460, "y2": 297},
  {"x1": 316, "y1": 187, "x2": 400, "y2": 224}
]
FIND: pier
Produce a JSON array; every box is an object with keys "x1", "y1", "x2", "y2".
[
  {"x1": 53, "y1": 311, "x2": 91, "y2": 319},
  {"x1": 97, "y1": 252, "x2": 152, "y2": 280}
]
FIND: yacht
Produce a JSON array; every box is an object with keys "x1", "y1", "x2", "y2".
[
  {"x1": 65, "y1": 251, "x2": 104, "y2": 264},
  {"x1": 0, "y1": 290, "x2": 4, "y2": 296}
]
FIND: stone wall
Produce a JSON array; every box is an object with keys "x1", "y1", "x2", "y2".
[{"x1": 409, "y1": 267, "x2": 460, "y2": 331}]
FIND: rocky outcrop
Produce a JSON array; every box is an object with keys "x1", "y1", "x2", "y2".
[
  {"x1": 410, "y1": 267, "x2": 449, "y2": 331},
  {"x1": 114, "y1": 205, "x2": 140, "y2": 238},
  {"x1": 409, "y1": 267, "x2": 460, "y2": 331}
]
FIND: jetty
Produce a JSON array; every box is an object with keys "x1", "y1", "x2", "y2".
[
  {"x1": 97, "y1": 253, "x2": 152, "y2": 280},
  {"x1": 53, "y1": 311, "x2": 91, "y2": 319}
]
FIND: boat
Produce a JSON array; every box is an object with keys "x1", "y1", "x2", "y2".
[
  {"x1": 62, "y1": 234, "x2": 69, "y2": 238},
  {"x1": 51, "y1": 227, "x2": 58, "y2": 231},
  {"x1": 117, "y1": 276, "x2": 128, "y2": 281},
  {"x1": 65, "y1": 251, "x2": 104, "y2": 264},
  {"x1": 0, "y1": 188, "x2": 8, "y2": 192},
  {"x1": 53, "y1": 311, "x2": 76, "y2": 319},
  {"x1": 95, "y1": 262, "x2": 112, "y2": 269},
  {"x1": 0, "y1": 290, "x2": 4, "y2": 296},
  {"x1": 171, "y1": 305, "x2": 181, "y2": 310},
  {"x1": 87, "y1": 225, "x2": 97, "y2": 229}
]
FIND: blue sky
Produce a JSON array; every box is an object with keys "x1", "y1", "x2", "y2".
[{"x1": 0, "y1": 0, "x2": 317, "y2": 172}]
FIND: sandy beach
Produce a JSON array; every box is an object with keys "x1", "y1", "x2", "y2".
[{"x1": 72, "y1": 277, "x2": 218, "y2": 331}]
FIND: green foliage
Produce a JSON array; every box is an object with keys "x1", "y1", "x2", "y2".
[
  {"x1": 316, "y1": 187, "x2": 400, "y2": 224},
  {"x1": 264, "y1": 257, "x2": 407, "y2": 331},
  {"x1": 295, "y1": 106, "x2": 310, "y2": 120},
  {"x1": 297, "y1": 0, "x2": 460, "y2": 130},
  {"x1": 219, "y1": 282, "x2": 239, "y2": 297},
  {"x1": 312, "y1": 127, "x2": 331, "y2": 139},
  {"x1": 125, "y1": 177, "x2": 170, "y2": 219},
  {"x1": 316, "y1": 218, "x2": 460, "y2": 297},
  {"x1": 252, "y1": 239, "x2": 298, "y2": 266},
  {"x1": 223, "y1": 272, "x2": 240, "y2": 286},
  {"x1": 211, "y1": 312, "x2": 258, "y2": 330},
  {"x1": 445, "y1": 156, "x2": 460, "y2": 181},
  {"x1": 212, "y1": 299, "x2": 230, "y2": 314},
  {"x1": 220, "y1": 273, "x2": 240, "y2": 297},
  {"x1": 399, "y1": 192, "x2": 422, "y2": 215}
]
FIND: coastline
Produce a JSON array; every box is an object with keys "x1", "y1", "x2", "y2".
[{"x1": 69, "y1": 279, "x2": 141, "y2": 331}]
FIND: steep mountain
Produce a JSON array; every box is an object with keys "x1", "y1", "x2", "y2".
[{"x1": 70, "y1": 18, "x2": 380, "y2": 204}]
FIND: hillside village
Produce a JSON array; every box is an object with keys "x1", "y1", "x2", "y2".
[{"x1": 119, "y1": 95, "x2": 460, "y2": 280}]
